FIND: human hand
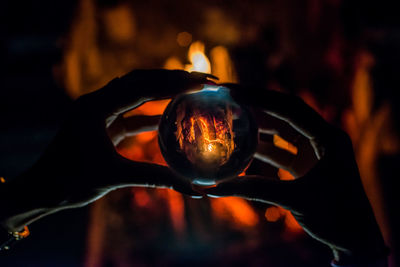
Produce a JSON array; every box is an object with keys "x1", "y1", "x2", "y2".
[
  {"x1": 0, "y1": 69, "x2": 212, "y2": 232},
  {"x1": 205, "y1": 84, "x2": 388, "y2": 265}
]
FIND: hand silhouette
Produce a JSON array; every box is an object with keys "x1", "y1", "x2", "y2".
[
  {"x1": 205, "y1": 84, "x2": 388, "y2": 265},
  {"x1": 0, "y1": 69, "x2": 211, "y2": 232}
]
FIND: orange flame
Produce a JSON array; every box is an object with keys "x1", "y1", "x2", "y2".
[
  {"x1": 165, "y1": 189, "x2": 186, "y2": 235},
  {"x1": 265, "y1": 206, "x2": 282, "y2": 222},
  {"x1": 265, "y1": 206, "x2": 302, "y2": 233},
  {"x1": 185, "y1": 41, "x2": 211, "y2": 74},
  {"x1": 212, "y1": 197, "x2": 259, "y2": 227}
]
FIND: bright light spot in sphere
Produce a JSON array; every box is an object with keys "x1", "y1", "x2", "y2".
[{"x1": 207, "y1": 143, "x2": 214, "y2": 152}]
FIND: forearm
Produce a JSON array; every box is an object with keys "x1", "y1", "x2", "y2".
[
  {"x1": 0, "y1": 172, "x2": 65, "y2": 232},
  {"x1": 0, "y1": 206, "x2": 59, "y2": 232}
]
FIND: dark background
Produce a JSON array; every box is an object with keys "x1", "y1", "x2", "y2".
[{"x1": 1, "y1": 0, "x2": 399, "y2": 266}]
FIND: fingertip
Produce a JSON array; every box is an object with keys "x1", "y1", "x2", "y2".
[{"x1": 190, "y1": 71, "x2": 219, "y2": 81}]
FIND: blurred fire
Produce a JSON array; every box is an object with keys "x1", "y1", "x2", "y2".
[
  {"x1": 133, "y1": 188, "x2": 151, "y2": 207},
  {"x1": 164, "y1": 189, "x2": 186, "y2": 236},
  {"x1": 212, "y1": 197, "x2": 259, "y2": 228},
  {"x1": 185, "y1": 41, "x2": 211, "y2": 73},
  {"x1": 265, "y1": 206, "x2": 281, "y2": 222},
  {"x1": 265, "y1": 206, "x2": 302, "y2": 233}
]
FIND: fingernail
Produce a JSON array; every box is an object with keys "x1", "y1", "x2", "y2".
[
  {"x1": 206, "y1": 194, "x2": 221, "y2": 198},
  {"x1": 190, "y1": 195, "x2": 203, "y2": 199}
]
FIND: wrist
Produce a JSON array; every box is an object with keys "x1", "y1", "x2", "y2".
[{"x1": 332, "y1": 246, "x2": 389, "y2": 266}]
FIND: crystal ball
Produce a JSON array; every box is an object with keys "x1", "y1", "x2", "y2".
[{"x1": 158, "y1": 84, "x2": 258, "y2": 186}]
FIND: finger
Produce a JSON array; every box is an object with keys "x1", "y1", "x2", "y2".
[
  {"x1": 190, "y1": 71, "x2": 219, "y2": 81},
  {"x1": 289, "y1": 138, "x2": 320, "y2": 177},
  {"x1": 257, "y1": 136, "x2": 319, "y2": 177},
  {"x1": 123, "y1": 115, "x2": 160, "y2": 136},
  {"x1": 246, "y1": 157, "x2": 280, "y2": 178},
  {"x1": 204, "y1": 175, "x2": 298, "y2": 209},
  {"x1": 254, "y1": 142, "x2": 297, "y2": 174},
  {"x1": 224, "y1": 83, "x2": 330, "y2": 140},
  {"x1": 90, "y1": 70, "x2": 212, "y2": 118},
  {"x1": 107, "y1": 115, "x2": 161, "y2": 146},
  {"x1": 256, "y1": 110, "x2": 303, "y2": 144},
  {"x1": 109, "y1": 156, "x2": 202, "y2": 196}
]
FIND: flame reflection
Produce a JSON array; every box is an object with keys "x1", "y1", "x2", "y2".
[{"x1": 175, "y1": 103, "x2": 235, "y2": 169}]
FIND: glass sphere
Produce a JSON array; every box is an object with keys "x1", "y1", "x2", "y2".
[{"x1": 158, "y1": 84, "x2": 258, "y2": 186}]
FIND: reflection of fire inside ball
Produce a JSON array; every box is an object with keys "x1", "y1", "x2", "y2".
[
  {"x1": 158, "y1": 85, "x2": 258, "y2": 185},
  {"x1": 176, "y1": 100, "x2": 234, "y2": 170}
]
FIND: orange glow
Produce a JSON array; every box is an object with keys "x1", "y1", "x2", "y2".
[
  {"x1": 284, "y1": 211, "x2": 303, "y2": 232},
  {"x1": 150, "y1": 149, "x2": 168, "y2": 166},
  {"x1": 347, "y1": 51, "x2": 394, "y2": 245},
  {"x1": 166, "y1": 189, "x2": 186, "y2": 235},
  {"x1": 103, "y1": 5, "x2": 136, "y2": 43},
  {"x1": 352, "y1": 51, "x2": 374, "y2": 125},
  {"x1": 210, "y1": 46, "x2": 237, "y2": 83},
  {"x1": 185, "y1": 41, "x2": 211, "y2": 73},
  {"x1": 118, "y1": 144, "x2": 144, "y2": 162},
  {"x1": 273, "y1": 135, "x2": 298, "y2": 155},
  {"x1": 265, "y1": 206, "x2": 283, "y2": 222},
  {"x1": 164, "y1": 41, "x2": 236, "y2": 85},
  {"x1": 278, "y1": 168, "x2": 295, "y2": 181},
  {"x1": 0, "y1": 177, "x2": 5, "y2": 183},
  {"x1": 119, "y1": 99, "x2": 170, "y2": 162},
  {"x1": 164, "y1": 56, "x2": 184, "y2": 70},
  {"x1": 177, "y1": 32, "x2": 192, "y2": 47},
  {"x1": 211, "y1": 197, "x2": 259, "y2": 227},
  {"x1": 133, "y1": 188, "x2": 151, "y2": 207},
  {"x1": 136, "y1": 131, "x2": 158, "y2": 143},
  {"x1": 17, "y1": 226, "x2": 30, "y2": 238},
  {"x1": 265, "y1": 206, "x2": 302, "y2": 232},
  {"x1": 124, "y1": 99, "x2": 171, "y2": 117}
]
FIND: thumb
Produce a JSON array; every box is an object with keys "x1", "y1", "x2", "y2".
[{"x1": 204, "y1": 175, "x2": 299, "y2": 209}]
